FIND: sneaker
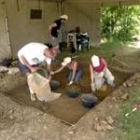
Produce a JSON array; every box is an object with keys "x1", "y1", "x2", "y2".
[{"x1": 30, "y1": 94, "x2": 36, "y2": 101}]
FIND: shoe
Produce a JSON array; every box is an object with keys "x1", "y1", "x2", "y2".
[{"x1": 30, "y1": 94, "x2": 36, "y2": 101}]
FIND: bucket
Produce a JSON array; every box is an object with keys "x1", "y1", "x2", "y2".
[
  {"x1": 66, "y1": 89, "x2": 79, "y2": 98},
  {"x1": 50, "y1": 80, "x2": 60, "y2": 91},
  {"x1": 36, "y1": 68, "x2": 47, "y2": 77},
  {"x1": 66, "y1": 85, "x2": 80, "y2": 98},
  {"x1": 81, "y1": 94, "x2": 98, "y2": 109}
]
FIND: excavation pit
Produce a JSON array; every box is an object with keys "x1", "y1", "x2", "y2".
[{"x1": 3, "y1": 69, "x2": 133, "y2": 124}]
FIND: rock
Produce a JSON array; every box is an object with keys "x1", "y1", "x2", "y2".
[
  {"x1": 106, "y1": 116, "x2": 114, "y2": 124},
  {"x1": 100, "y1": 124, "x2": 107, "y2": 131},
  {"x1": 112, "y1": 97, "x2": 117, "y2": 101},
  {"x1": 127, "y1": 82, "x2": 133, "y2": 87},
  {"x1": 68, "y1": 131, "x2": 74, "y2": 135},
  {"x1": 121, "y1": 92, "x2": 129, "y2": 100},
  {"x1": 0, "y1": 66, "x2": 8, "y2": 73},
  {"x1": 123, "y1": 82, "x2": 133, "y2": 88},
  {"x1": 95, "y1": 117, "x2": 98, "y2": 121},
  {"x1": 123, "y1": 83, "x2": 127, "y2": 88},
  {"x1": 109, "y1": 105, "x2": 113, "y2": 109},
  {"x1": 7, "y1": 67, "x2": 19, "y2": 74},
  {"x1": 106, "y1": 124, "x2": 113, "y2": 130},
  {"x1": 37, "y1": 112, "x2": 44, "y2": 116},
  {"x1": 94, "y1": 124, "x2": 102, "y2": 131},
  {"x1": 43, "y1": 125, "x2": 47, "y2": 129},
  {"x1": 9, "y1": 115, "x2": 14, "y2": 119},
  {"x1": 9, "y1": 109, "x2": 14, "y2": 114},
  {"x1": 100, "y1": 120, "x2": 108, "y2": 125}
]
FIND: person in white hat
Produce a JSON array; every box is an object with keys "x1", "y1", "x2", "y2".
[
  {"x1": 51, "y1": 57, "x2": 82, "y2": 85},
  {"x1": 17, "y1": 42, "x2": 56, "y2": 101},
  {"x1": 48, "y1": 14, "x2": 68, "y2": 49},
  {"x1": 89, "y1": 55, "x2": 115, "y2": 92}
]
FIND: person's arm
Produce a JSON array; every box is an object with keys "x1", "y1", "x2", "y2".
[
  {"x1": 20, "y1": 55, "x2": 36, "y2": 72},
  {"x1": 70, "y1": 61, "x2": 78, "y2": 82},
  {"x1": 101, "y1": 58, "x2": 107, "y2": 67},
  {"x1": 53, "y1": 65, "x2": 65, "y2": 74},
  {"x1": 89, "y1": 63, "x2": 96, "y2": 92},
  {"x1": 89, "y1": 63, "x2": 94, "y2": 83},
  {"x1": 48, "y1": 23, "x2": 57, "y2": 37}
]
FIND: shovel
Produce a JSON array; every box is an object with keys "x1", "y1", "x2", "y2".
[{"x1": 125, "y1": 103, "x2": 140, "y2": 117}]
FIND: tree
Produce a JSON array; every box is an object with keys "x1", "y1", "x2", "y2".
[{"x1": 100, "y1": 5, "x2": 140, "y2": 41}]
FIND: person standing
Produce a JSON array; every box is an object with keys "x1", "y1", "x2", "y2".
[
  {"x1": 17, "y1": 42, "x2": 56, "y2": 101},
  {"x1": 48, "y1": 15, "x2": 68, "y2": 50}
]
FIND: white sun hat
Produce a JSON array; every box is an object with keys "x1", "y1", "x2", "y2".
[
  {"x1": 60, "y1": 15, "x2": 68, "y2": 20},
  {"x1": 61, "y1": 57, "x2": 71, "y2": 66},
  {"x1": 91, "y1": 55, "x2": 100, "y2": 67}
]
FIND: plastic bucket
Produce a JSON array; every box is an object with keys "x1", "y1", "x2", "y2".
[
  {"x1": 66, "y1": 89, "x2": 79, "y2": 98},
  {"x1": 81, "y1": 94, "x2": 98, "y2": 109},
  {"x1": 50, "y1": 80, "x2": 60, "y2": 91}
]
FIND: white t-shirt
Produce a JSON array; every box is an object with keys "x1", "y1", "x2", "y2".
[{"x1": 18, "y1": 42, "x2": 52, "y2": 65}]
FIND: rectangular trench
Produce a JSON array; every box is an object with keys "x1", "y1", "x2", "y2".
[{"x1": 3, "y1": 69, "x2": 133, "y2": 124}]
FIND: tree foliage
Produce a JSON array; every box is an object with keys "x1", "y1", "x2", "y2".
[{"x1": 100, "y1": 5, "x2": 140, "y2": 41}]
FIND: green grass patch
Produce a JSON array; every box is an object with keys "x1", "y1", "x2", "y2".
[
  {"x1": 57, "y1": 41, "x2": 124, "y2": 64},
  {"x1": 115, "y1": 88, "x2": 140, "y2": 140}
]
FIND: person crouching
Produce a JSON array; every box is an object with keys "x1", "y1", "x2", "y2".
[
  {"x1": 17, "y1": 42, "x2": 55, "y2": 101},
  {"x1": 51, "y1": 57, "x2": 82, "y2": 85},
  {"x1": 89, "y1": 55, "x2": 115, "y2": 92}
]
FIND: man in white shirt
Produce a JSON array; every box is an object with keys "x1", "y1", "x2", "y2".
[{"x1": 17, "y1": 42, "x2": 56, "y2": 101}]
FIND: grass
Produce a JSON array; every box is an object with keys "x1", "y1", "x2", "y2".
[
  {"x1": 57, "y1": 41, "x2": 140, "y2": 139},
  {"x1": 113, "y1": 87, "x2": 140, "y2": 140},
  {"x1": 57, "y1": 41, "x2": 124, "y2": 64}
]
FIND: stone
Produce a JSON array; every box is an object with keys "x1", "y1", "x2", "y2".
[
  {"x1": 100, "y1": 124, "x2": 107, "y2": 131},
  {"x1": 37, "y1": 112, "x2": 44, "y2": 116},
  {"x1": 43, "y1": 125, "x2": 47, "y2": 129},
  {"x1": 0, "y1": 66, "x2": 8, "y2": 73},
  {"x1": 106, "y1": 125, "x2": 113, "y2": 130},
  {"x1": 112, "y1": 97, "x2": 117, "y2": 101},
  {"x1": 9, "y1": 115, "x2": 14, "y2": 119},
  {"x1": 123, "y1": 83, "x2": 127, "y2": 88},
  {"x1": 127, "y1": 83, "x2": 133, "y2": 87},
  {"x1": 100, "y1": 120, "x2": 108, "y2": 125},
  {"x1": 121, "y1": 92, "x2": 129, "y2": 100},
  {"x1": 68, "y1": 131, "x2": 74, "y2": 135},
  {"x1": 7, "y1": 67, "x2": 19, "y2": 74},
  {"x1": 94, "y1": 124, "x2": 102, "y2": 131},
  {"x1": 106, "y1": 116, "x2": 114, "y2": 124},
  {"x1": 95, "y1": 117, "x2": 98, "y2": 121},
  {"x1": 9, "y1": 109, "x2": 14, "y2": 114}
]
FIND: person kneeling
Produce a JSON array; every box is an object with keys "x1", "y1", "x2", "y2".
[
  {"x1": 51, "y1": 57, "x2": 82, "y2": 85},
  {"x1": 89, "y1": 55, "x2": 115, "y2": 92}
]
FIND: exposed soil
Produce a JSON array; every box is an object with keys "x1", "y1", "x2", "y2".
[
  {"x1": 0, "y1": 45, "x2": 140, "y2": 140},
  {"x1": 3, "y1": 69, "x2": 132, "y2": 124}
]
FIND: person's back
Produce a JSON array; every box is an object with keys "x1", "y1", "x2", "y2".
[
  {"x1": 18, "y1": 42, "x2": 48, "y2": 65},
  {"x1": 48, "y1": 15, "x2": 68, "y2": 46},
  {"x1": 51, "y1": 19, "x2": 62, "y2": 38}
]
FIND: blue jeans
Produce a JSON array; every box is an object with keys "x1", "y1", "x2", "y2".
[
  {"x1": 18, "y1": 60, "x2": 30, "y2": 74},
  {"x1": 68, "y1": 68, "x2": 82, "y2": 83}
]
